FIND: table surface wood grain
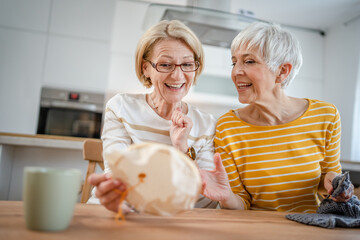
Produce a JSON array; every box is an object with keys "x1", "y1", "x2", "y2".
[{"x1": 0, "y1": 201, "x2": 359, "y2": 240}]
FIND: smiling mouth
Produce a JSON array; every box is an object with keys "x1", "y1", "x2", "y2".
[
  {"x1": 237, "y1": 83, "x2": 252, "y2": 89},
  {"x1": 165, "y1": 83, "x2": 185, "y2": 89}
]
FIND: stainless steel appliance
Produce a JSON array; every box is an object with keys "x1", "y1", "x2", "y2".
[{"x1": 37, "y1": 87, "x2": 104, "y2": 138}]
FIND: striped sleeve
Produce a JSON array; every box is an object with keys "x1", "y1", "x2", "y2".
[{"x1": 321, "y1": 105, "x2": 341, "y2": 174}]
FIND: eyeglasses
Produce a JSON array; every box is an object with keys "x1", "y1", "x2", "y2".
[{"x1": 145, "y1": 59, "x2": 200, "y2": 73}]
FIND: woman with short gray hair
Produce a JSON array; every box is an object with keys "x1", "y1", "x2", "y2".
[{"x1": 201, "y1": 22, "x2": 354, "y2": 212}]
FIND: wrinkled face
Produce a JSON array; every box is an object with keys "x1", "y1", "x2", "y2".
[
  {"x1": 231, "y1": 45, "x2": 279, "y2": 104},
  {"x1": 143, "y1": 39, "x2": 196, "y2": 104}
]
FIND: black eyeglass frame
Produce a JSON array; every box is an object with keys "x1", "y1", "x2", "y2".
[{"x1": 145, "y1": 59, "x2": 200, "y2": 73}]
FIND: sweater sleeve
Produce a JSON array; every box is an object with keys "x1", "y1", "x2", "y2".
[
  {"x1": 101, "y1": 98, "x2": 132, "y2": 173},
  {"x1": 321, "y1": 105, "x2": 342, "y2": 174}
]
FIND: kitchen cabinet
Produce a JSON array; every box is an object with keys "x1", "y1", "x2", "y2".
[
  {"x1": 0, "y1": 133, "x2": 100, "y2": 201},
  {"x1": 0, "y1": 0, "x2": 50, "y2": 31},
  {"x1": 0, "y1": 28, "x2": 46, "y2": 134},
  {"x1": 43, "y1": 0, "x2": 116, "y2": 92},
  {"x1": 0, "y1": 0, "x2": 116, "y2": 135},
  {"x1": 50, "y1": 0, "x2": 114, "y2": 41},
  {"x1": 43, "y1": 35, "x2": 111, "y2": 92},
  {"x1": 285, "y1": 28, "x2": 324, "y2": 100}
]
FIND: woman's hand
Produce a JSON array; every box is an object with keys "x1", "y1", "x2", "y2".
[
  {"x1": 199, "y1": 153, "x2": 232, "y2": 202},
  {"x1": 88, "y1": 173, "x2": 132, "y2": 213},
  {"x1": 324, "y1": 171, "x2": 354, "y2": 202},
  {"x1": 170, "y1": 107, "x2": 193, "y2": 153}
]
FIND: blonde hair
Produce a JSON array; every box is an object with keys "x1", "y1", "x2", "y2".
[
  {"x1": 231, "y1": 22, "x2": 303, "y2": 88},
  {"x1": 135, "y1": 20, "x2": 204, "y2": 88}
]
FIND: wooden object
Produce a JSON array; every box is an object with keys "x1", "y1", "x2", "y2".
[
  {"x1": 0, "y1": 201, "x2": 359, "y2": 239},
  {"x1": 80, "y1": 139, "x2": 104, "y2": 203}
]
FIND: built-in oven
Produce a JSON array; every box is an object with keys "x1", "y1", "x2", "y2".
[{"x1": 37, "y1": 87, "x2": 104, "y2": 138}]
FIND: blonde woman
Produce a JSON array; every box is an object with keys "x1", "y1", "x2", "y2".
[{"x1": 88, "y1": 20, "x2": 217, "y2": 213}]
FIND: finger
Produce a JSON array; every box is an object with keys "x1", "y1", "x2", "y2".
[
  {"x1": 96, "y1": 178, "x2": 122, "y2": 197},
  {"x1": 99, "y1": 189, "x2": 123, "y2": 205},
  {"x1": 344, "y1": 184, "x2": 354, "y2": 198},
  {"x1": 176, "y1": 114, "x2": 185, "y2": 127},
  {"x1": 171, "y1": 109, "x2": 182, "y2": 121},
  {"x1": 213, "y1": 153, "x2": 224, "y2": 171},
  {"x1": 327, "y1": 186, "x2": 334, "y2": 195},
  {"x1": 103, "y1": 198, "x2": 121, "y2": 213},
  {"x1": 182, "y1": 115, "x2": 193, "y2": 128},
  {"x1": 185, "y1": 116, "x2": 193, "y2": 128},
  {"x1": 88, "y1": 172, "x2": 112, "y2": 186},
  {"x1": 201, "y1": 181, "x2": 207, "y2": 196}
]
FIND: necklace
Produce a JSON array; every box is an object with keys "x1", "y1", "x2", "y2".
[
  {"x1": 148, "y1": 94, "x2": 158, "y2": 111},
  {"x1": 148, "y1": 94, "x2": 183, "y2": 113}
]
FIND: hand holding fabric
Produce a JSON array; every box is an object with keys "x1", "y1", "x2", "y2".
[
  {"x1": 88, "y1": 173, "x2": 132, "y2": 213},
  {"x1": 324, "y1": 171, "x2": 354, "y2": 202}
]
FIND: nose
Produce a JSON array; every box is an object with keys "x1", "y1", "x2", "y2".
[
  {"x1": 232, "y1": 62, "x2": 245, "y2": 75},
  {"x1": 171, "y1": 65, "x2": 185, "y2": 79}
]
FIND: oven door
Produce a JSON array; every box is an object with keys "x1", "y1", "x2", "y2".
[{"x1": 37, "y1": 107, "x2": 102, "y2": 138}]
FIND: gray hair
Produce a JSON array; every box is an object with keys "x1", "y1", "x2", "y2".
[{"x1": 231, "y1": 22, "x2": 303, "y2": 88}]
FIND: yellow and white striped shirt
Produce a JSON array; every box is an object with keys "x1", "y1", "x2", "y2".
[{"x1": 214, "y1": 99, "x2": 341, "y2": 213}]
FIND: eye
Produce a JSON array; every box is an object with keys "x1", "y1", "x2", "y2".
[
  {"x1": 231, "y1": 62, "x2": 236, "y2": 67},
  {"x1": 158, "y1": 63, "x2": 173, "y2": 68},
  {"x1": 245, "y1": 59, "x2": 255, "y2": 64},
  {"x1": 182, "y1": 62, "x2": 195, "y2": 67}
]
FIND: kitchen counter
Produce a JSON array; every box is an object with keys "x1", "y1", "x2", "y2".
[
  {"x1": 0, "y1": 132, "x2": 98, "y2": 201},
  {"x1": 0, "y1": 132, "x2": 88, "y2": 150}
]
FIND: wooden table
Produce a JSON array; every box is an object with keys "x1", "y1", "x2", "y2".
[{"x1": 0, "y1": 201, "x2": 359, "y2": 240}]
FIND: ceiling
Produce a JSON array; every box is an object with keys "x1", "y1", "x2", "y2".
[{"x1": 187, "y1": 0, "x2": 360, "y2": 31}]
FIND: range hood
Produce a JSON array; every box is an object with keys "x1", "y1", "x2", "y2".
[{"x1": 143, "y1": 4, "x2": 257, "y2": 48}]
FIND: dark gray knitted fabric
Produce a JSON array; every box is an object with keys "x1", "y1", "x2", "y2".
[
  {"x1": 317, "y1": 196, "x2": 360, "y2": 217},
  {"x1": 286, "y1": 213, "x2": 360, "y2": 228},
  {"x1": 331, "y1": 172, "x2": 350, "y2": 197},
  {"x1": 286, "y1": 172, "x2": 360, "y2": 228}
]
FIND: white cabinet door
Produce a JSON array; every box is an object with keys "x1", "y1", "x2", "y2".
[
  {"x1": 43, "y1": 35, "x2": 110, "y2": 92},
  {"x1": 0, "y1": 29, "x2": 46, "y2": 134},
  {"x1": 0, "y1": 0, "x2": 50, "y2": 31},
  {"x1": 50, "y1": 0, "x2": 115, "y2": 41},
  {"x1": 41, "y1": 0, "x2": 116, "y2": 92}
]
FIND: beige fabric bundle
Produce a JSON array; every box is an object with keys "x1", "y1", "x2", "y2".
[{"x1": 106, "y1": 143, "x2": 201, "y2": 216}]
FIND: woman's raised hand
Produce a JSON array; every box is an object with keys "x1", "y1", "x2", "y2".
[
  {"x1": 199, "y1": 153, "x2": 232, "y2": 202},
  {"x1": 88, "y1": 173, "x2": 132, "y2": 213},
  {"x1": 170, "y1": 107, "x2": 193, "y2": 153}
]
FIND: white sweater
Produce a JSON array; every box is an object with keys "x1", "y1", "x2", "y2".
[{"x1": 88, "y1": 93, "x2": 217, "y2": 208}]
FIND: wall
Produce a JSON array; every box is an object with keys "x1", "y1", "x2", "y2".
[
  {"x1": 0, "y1": 0, "x2": 115, "y2": 134},
  {"x1": 323, "y1": 17, "x2": 360, "y2": 161},
  {"x1": 109, "y1": 1, "x2": 325, "y2": 117},
  {"x1": 353, "y1": 59, "x2": 360, "y2": 161},
  {"x1": 108, "y1": 1, "x2": 325, "y2": 119}
]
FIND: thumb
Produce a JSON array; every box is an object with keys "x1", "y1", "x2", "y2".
[
  {"x1": 201, "y1": 180, "x2": 206, "y2": 193},
  {"x1": 213, "y1": 153, "x2": 223, "y2": 171}
]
